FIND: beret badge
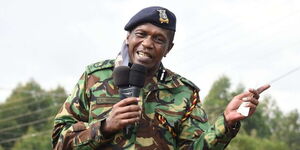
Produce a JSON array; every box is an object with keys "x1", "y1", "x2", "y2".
[
  {"x1": 124, "y1": 6, "x2": 176, "y2": 31},
  {"x1": 157, "y1": 9, "x2": 169, "y2": 24}
]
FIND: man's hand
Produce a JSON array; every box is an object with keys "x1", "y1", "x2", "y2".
[
  {"x1": 101, "y1": 97, "x2": 141, "y2": 136},
  {"x1": 224, "y1": 84, "x2": 270, "y2": 126}
]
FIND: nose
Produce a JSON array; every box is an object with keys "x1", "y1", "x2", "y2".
[{"x1": 141, "y1": 36, "x2": 154, "y2": 49}]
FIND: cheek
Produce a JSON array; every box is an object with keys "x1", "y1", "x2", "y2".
[
  {"x1": 128, "y1": 47, "x2": 135, "y2": 60},
  {"x1": 127, "y1": 40, "x2": 136, "y2": 54},
  {"x1": 159, "y1": 47, "x2": 169, "y2": 57},
  {"x1": 163, "y1": 49, "x2": 168, "y2": 56}
]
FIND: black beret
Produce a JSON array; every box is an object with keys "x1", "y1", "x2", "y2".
[{"x1": 124, "y1": 6, "x2": 176, "y2": 32}]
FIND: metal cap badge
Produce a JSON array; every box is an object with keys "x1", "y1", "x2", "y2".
[
  {"x1": 157, "y1": 9, "x2": 169, "y2": 24},
  {"x1": 124, "y1": 6, "x2": 176, "y2": 31}
]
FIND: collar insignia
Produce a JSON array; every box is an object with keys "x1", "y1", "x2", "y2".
[{"x1": 157, "y1": 9, "x2": 169, "y2": 24}]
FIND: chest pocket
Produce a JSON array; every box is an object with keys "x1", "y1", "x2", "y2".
[
  {"x1": 88, "y1": 79, "x2": 120, "y2": 121},
  {"x1": 96, "y1": 97, "x2": 120, "y2": 104},
  {"x1": 89, "y1": 97, "x2": 120, "y2": 121}
]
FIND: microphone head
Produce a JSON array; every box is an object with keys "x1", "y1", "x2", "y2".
[
  {"x1": 113, "y1": 66, "x2": 130, "y2": 88},
  {"x1": 129, "y1": 64, "x2": 147, "y2": 87}
]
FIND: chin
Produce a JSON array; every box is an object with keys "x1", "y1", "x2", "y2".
[{"x1": 133, "y1": 61, "x2": 151, "y2": 68}]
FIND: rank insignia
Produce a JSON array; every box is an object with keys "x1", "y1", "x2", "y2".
[{"x1": 157, "y1": 9, "x2": 169, "y2": 24}]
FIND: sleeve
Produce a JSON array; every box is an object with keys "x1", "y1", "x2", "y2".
[
  {"x1": 178, "y1": 90, "x2": 240, "y2": 150},
  {"x1": 51, "y1": 71, "x2": 113, "y2": 150}
]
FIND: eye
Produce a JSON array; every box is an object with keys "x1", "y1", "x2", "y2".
[
  {"x1": 153, "y1": 36, "x2": 166, "y2": 44},
  {"x1": 134, "y1": 31, "x2": 146, "y2": 38}
]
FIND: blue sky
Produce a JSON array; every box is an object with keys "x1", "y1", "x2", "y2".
[{"x1": 0, "y1": 0, "x2": 299, "y2": 113}]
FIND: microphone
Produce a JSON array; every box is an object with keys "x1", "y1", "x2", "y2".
[
  {"x1": 128, "y1": 63, "x2": 147, "y2": 97},
  {"x1": 113, "y1": 64, "x2": 147, "y2": 138},
  {"x1": 113, "y1": 66, "x2": 130, "y2": 100},
  {"x1": 113, "y1": 64, "x2": 146, "y2": 99}
]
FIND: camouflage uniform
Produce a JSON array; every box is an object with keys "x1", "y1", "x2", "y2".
[{"x1": 52, "y1": 59, "x2": 239, "y2": 150}]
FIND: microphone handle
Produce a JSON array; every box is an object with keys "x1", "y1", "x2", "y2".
[
  {"x1": 119, "y1": 86, "x2": 140, "y2": 100},
  {"x1": 119, "y1": 86, "x2": 140, "y2": 138}
]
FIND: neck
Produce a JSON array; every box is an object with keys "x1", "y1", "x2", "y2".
[{"x1": 144, "y1": 63, "x2": 161, "y2": 84}]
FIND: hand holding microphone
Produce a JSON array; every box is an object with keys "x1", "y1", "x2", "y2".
[{"x1": 107, "y1": 64, "x2": 146, "y2": 138}]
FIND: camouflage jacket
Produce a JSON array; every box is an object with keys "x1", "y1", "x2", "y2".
[{"x1": 52, "y1": 59, "x2": 239, "y2": 150}]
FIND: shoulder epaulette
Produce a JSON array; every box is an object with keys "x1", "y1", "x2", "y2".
[
  {"x1": 86, "y1": 59, "x2": 115, "y2": 75},
  {"x1": 179, "y1": 77, "x2": 200, "y2": 92}
]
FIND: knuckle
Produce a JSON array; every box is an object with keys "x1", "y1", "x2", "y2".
[
  {"x1": 124, "y1": 98, "x2": 130, "y2": 104},
  {"x1": 130, "y1": 105, "x2": 138, "y2": 111},
  {"x1": 120, "y1": 120, "x2": 126, "y2": 126}
]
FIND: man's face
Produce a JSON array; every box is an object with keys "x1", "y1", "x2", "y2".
[{"x1": 127, "y1": 23, "x2": 174, "y2": 73}]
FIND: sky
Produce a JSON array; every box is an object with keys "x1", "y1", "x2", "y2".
[{"x1": 0, "y1": 0, "x2": 299, "y2": 113}]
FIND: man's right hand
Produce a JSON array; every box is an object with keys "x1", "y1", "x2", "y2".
[{"x1": 101, "y1": 97, "x2": 141, "y2": 136}]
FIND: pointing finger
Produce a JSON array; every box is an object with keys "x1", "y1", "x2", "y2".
[
  {"x1": 249, "y1": 88, "x2": 259, "y2": 99},
  {"x1": 256, "y1": 84, "x2": 271, "y2": 94}
]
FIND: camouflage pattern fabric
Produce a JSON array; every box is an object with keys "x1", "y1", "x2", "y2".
[{"x1": 52, "y1": 59, "x2": 239, "y2": 150}]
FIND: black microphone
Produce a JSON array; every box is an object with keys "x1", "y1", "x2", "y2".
[
  {"x1": 128, "y1": 63, "x2": 147, "y2": 97},
  {"x1": 113, "y1": 66, "x2": 130, "y2": 100},
  {"x1": 113, "y1": 64, "x2": 147, "y2": 138}
]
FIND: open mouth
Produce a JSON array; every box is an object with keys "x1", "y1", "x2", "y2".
[{"x1": 137, "y1": 51, "x2": 152, "y2": 58}]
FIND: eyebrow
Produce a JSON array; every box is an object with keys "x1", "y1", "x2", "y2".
[{"x1": 135, "y1": 28, "x2": 168, "y2": 39}]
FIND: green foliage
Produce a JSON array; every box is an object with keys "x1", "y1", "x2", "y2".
[
  {"x1": 0, "y1": 80, "x2": 67, "y2": 150},
  {"x1": 203, "y1": 75, "x2": 231, "y2": 122},
  {"x1": 11, "y1": 127, "x2": 51, "y2": 150},
  {"x1": 203, "y1": 75, "x2": 300, "y2": 150},
  {"x1": 241, "y1": 97, "x2": 272, "y2": 138},
  {"x1": 227, "y1": 132, "x2": 289, "y2": 150},
  {"x1": 269, "y1": 109, "x2": 300, "y2": 150},
  {"x1": 0, "y1": 76, "x2": 299, "y2": 150}
]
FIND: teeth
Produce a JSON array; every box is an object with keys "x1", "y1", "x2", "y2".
[{"x1": 138, "y1": 51, "x2": 150, "y2": 58}]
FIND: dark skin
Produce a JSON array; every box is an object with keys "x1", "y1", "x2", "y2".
[
  {"x1": 101, "y1": 23, "x2": 270, "y2": 136},
  {"x1": 101, "y1": 23, "x2": 174, "y2": 136},
  {"x1": 126, "y1": 23, "x2": 174, "y2": 81},
  {"x1": 224, "y1": 84, "x2": 270, "y2": 126}
]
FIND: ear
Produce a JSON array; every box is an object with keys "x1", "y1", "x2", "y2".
[
  {"x1": 164, "y1": 42, "x2": 174, "y2": 57},
  {"x1": 126, "y1": 32, "x2": 130, "y2": 45}
]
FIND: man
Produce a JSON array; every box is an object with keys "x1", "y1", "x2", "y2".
[{"x1": 52, "y1": 6, "x2": 270, "y2": 150}]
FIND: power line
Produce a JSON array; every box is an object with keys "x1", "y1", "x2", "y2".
[
  {"x1": 224, "y1": 40, "x2": 300, "y2": 74},
  {"x1": 0, "y1": 91, "x2": 67, "y2": 110},
  {"x1": 0, "y1": 93, "x2": 65, "y2": 113},
  {"x1": 0, "y1": 116, "x2": 54, "y2": 134},
  {"x1": 0, "y1": 103, "x2": 62, "y2": 123},
  {"x1": 0, "y1": 131, "x2": 30, "y2": 137},
  {"x1": 0, "y1": 130, "x2": 52, "y2": 144},
  {"x1": 172, "y1": 9, "x2": 300, "y2": 71},
  {"x1": 268, "y1": 66, "x2": 300, "y2": 85}
]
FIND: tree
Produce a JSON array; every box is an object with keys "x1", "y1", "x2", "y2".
[
  {"x1": 270, "y1": 109, "x2": 300, "y2": 150},
  {"x1": 241, "y1": 96, "x2": 272, "y2": 138},
  {"x1": 227, "y1": 133, "x2": 289, "y2": 150},
  {"x1": 11, "y1": 127, "x2": 51, "y2": 150},
  {"x1": 203, "y1": 75, "x2": 231, "y2": 122},
  {"x1": 0, "y1": 80, "x2": 43, "y2": 149},
  {"x1": 0, "y1": 80, "x2": 67, "y2": 150},
  {"x1": 202, "y1": 75, "x2": 299, "y2": 149}
]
